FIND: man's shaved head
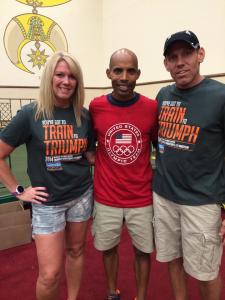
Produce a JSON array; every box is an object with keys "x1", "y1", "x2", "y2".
[
  {"x1": 109, "y1": 48, "x2": 138, "y2": 69},
  {"x1": 106, "y1": 48, "x2": 140, "y2": 101}
]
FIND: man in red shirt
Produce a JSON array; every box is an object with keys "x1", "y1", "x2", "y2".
[{"x1": 89, "y1": 48, "x2": 157, "y2": 300}]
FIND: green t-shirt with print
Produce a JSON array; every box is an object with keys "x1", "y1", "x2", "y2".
[
  {"x1": 0, "y1": 102, "x2": 95, "y2": 205},
  {"x1": 153, "y1": 78, "x2": 225, "y2": 205}
]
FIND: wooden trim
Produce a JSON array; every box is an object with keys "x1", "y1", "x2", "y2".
[
  {"x1": 135, "y1": 73, "x2": 225, "y2": 86},
  {"x1": 0, "y1": 72, "x2": 224, "y2": 89}
]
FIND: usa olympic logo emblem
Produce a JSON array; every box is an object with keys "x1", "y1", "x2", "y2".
[{"x1": 105, "y1": 123, "x2": 142, "y2": 165}]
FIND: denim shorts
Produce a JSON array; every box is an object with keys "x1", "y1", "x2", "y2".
[{"x1": 32, "y1": 186, "x2": 93, "y2": 235}]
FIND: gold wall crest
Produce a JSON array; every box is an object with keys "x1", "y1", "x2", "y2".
[
  {"x1": 16, "y1": 1, "x2": 71, "y2": 7},
  {"x1": 4, "y1": 0, "x2": 71, "y2": 74}
]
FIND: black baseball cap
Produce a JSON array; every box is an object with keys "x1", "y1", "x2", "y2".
[{"x1": 163, "y1": 30, "x2": 200, "y2": 56}]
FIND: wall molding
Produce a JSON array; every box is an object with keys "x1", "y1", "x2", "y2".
[{"x1": 0, "y1": 73, "x2": 224, "y2": 90}]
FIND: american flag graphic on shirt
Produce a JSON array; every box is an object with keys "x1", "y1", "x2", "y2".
[{"x1": 115, "y1": 133, "x2": 132, "y2": 144}]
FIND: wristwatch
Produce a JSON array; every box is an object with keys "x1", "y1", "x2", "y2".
[{"x1": 11, "y1": 185, "x2": 25, "y2": 196}]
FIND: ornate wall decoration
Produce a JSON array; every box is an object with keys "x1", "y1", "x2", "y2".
[{"x1": 4, "y1": 0, "x2": 71, "y2": 74}]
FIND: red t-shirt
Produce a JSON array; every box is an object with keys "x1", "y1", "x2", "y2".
[{"x1": 89, "y1": 93, "x2": 158, "y2": 208}]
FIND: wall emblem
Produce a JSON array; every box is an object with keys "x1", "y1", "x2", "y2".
[{"x1": 4, "y1": 0, "x2": 71, "y2": 74}]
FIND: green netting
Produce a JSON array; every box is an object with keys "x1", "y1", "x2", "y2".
[
  {"x1": 0, "y1": 144, "x2": 30, "y2": 198},
  {"x1": 0, "y1": 194, "x2": 17, "y2": 204}
]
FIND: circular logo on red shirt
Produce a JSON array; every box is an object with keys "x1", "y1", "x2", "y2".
[{"x1": 105, "y1": 123, "x2": 142, "y2": 165}]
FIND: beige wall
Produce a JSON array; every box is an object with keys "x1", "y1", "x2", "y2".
[
  {"x1": 0, "y1": 0, "x2": 224, "y2": 113},
  {"x1": 102, "y1": 0, "x2": 225, "y2": 83},
  {"x1": 1, "y1": 0, "x2": 225, "y2": 88}
]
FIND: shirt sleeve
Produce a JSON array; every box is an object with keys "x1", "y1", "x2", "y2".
[
  {"x1": 86, "y1": 115, "x2": 96, "y2": 152},
  {"x1": 82, "y1": 106, "x2": 96, "y2": 152},
  {"x1": 150, "y1": 99, "x2": 158, "y2": 142},
  {"x1": 0, "y1": 105, "x2": 32, "y2": 147},
  {"x1": 88, "y1": 99, "x2": 97, "y2": 145}
]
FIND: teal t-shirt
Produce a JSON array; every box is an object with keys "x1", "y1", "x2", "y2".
[
  {"x1": 153, "y1": 78, "x2": 225, "y2": 205},
  {"x1": 0, "y1": 102, "x2": 95, "y2": 205}
]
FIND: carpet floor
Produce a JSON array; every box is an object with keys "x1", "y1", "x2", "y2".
[{"x1": 0, "y1": 219, "x2": 225, "y2": 300}]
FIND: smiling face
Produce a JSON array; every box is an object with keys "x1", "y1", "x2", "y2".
[
  {"x1": 52, "y1": 60, "x2": 77, "y2": 107},
  {"x1": 106, "y1": 50, "x2": 140, "y2": 101},
  {"x1": 164, "y1": 41, "x2": 205, "y2": 89}
]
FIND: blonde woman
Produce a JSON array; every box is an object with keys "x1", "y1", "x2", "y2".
[{"x1": 0, "y1": 51, "x2": 95, "y2": 300}]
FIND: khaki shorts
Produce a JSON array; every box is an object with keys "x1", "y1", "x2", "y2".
[
  {"x1": 92, "y1": 202, "x2": 154, "y2": 253},
  {"x1": 153, "y1": 192, "x2": 223, "y2": 281}
]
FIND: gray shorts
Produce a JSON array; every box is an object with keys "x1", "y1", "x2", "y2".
[
  {"x1": 153, "y1": 192, "x2": 223, "y2": 281},
  {"x1": 32, "y1": 186, "x2": 93, "y2": 235},
  {"x1": 92, "y1": 201, "x2": 154, "y2": 253}
]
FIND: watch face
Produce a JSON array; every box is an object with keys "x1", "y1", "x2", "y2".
[{"x1": 16, "y1": 185, "x2": 24, "y2": 193}]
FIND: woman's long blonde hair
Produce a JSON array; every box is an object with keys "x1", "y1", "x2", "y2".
[{"x1": 35, "y1": 51, "x2": 85, "y2": 126}]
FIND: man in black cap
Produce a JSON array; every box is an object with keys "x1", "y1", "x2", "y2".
[{"x1": 153, "y1": 30, "x2": 225, "y2": 300}]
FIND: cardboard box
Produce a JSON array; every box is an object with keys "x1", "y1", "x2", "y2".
[{"x1": 0, "y1": 201, "x2": 31, "y2": 250}]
